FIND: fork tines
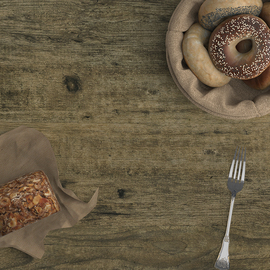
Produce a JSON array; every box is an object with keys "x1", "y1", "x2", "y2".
[{"x1": 229, "y1": 147, "x2": 246, "y2": 183}]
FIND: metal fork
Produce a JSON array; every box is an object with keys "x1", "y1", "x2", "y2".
[{"x1": 214, "y1": 147, "x2": 246, "y2": 270}]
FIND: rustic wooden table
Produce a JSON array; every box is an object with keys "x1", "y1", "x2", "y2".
[{"x1": 0, "y1": 0, "x2": 269, "y2": 269}]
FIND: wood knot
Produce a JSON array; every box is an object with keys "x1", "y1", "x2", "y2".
[
  {"x1": 63, "y1": 75, "x2": 81, "y2": 92},
  {"x1": 117, "y1": 189, "x2": 125, "y2": 198}
]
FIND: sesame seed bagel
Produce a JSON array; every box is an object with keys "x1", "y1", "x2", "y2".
[{"x1": 208, "y1": 14, "x2": 270, "y2": 80}]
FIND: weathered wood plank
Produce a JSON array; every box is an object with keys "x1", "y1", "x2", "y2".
[{"x1": 0, "y1": 0, "x2": 269, "y2": 269}]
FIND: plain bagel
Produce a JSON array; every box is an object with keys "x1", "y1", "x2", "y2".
[
  {"x1": 182, "y1": 23, "x2": 231, "y2": 88},
  {"x1": 244, "y1": 2, "x2": 270, "y2": 90}
]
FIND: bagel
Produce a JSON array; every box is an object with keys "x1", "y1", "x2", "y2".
[
  {"x1": 182, "y1": 23, "x2": 230, "y2": 88},
  {"x1": 260, "y1": 1, "x2": 270, "y2": 26},
  {"x1": 244, "y1": 2, "x2": 270, "y2": 90},
  {"x1": 198, "y1": 0, "x2": 263, "y2": 31},
  {"x1": 208, "y1": 14, "x2": 270, "y2": 80}
]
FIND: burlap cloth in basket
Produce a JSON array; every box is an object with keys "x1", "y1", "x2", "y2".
[
  {"x1": 0, "y1": 126, "x2": 98, "y2": 258},
  {"x1": 166, "y1": 0, "x2": 270, "y2": 119}
]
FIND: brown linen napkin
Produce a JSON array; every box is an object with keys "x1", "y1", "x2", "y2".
[
  {"x1": 0, "y1": 126, "x2": 99, "y2": 258},
  {"x1": 166, "y1": 0, "x2": 270, "y2": 119}
]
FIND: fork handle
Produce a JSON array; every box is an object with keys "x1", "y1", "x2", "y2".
[
  {"x1": 215, "y1": 236, "x2": 230, "y2": 270},
  {"x1": 225, "y1": 194, "x2": 235, "y2": 236},
  {"x1": 215, "y1": 195, "x2": 236, "y2": 270}
]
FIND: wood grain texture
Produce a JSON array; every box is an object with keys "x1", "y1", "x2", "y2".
[{"x1": 0, "y1": 0, "x2": 270, "y2": 269}]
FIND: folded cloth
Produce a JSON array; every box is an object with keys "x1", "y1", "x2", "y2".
[
  {"x1": 0, "y1": 126, "x2": 98, "y2": 258},
  {"x1": 166, "y1": 0, "x2": 270, "y2": 119}
]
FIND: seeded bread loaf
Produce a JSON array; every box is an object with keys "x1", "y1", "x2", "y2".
[{"x1": 0, "y1": 171, "x2": 60, "y2": 236}]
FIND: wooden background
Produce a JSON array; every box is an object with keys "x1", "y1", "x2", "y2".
[{"x1": 0, "y1": 0, "x2": 270, "y2": 269}]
